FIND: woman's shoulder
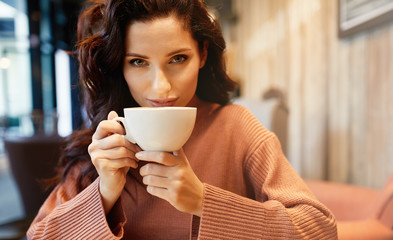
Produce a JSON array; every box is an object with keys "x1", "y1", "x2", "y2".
[
  {"x1": 216, "y1": 103, "x2": 262, "y2": 123},
  {"x1": 221, "y1": 102, "x2": 254, "y2": 114},
  {"x1": 196, "y1": 101, "x2": 260, "y2": 123},
  {"x1": 196, "y1": 100, "x2": 273, "y2": 131},
  {"x1": 193, "y1": 101, "x2": 279, "y2": 158},
  {"x1": 199, "y1": 102, "x2": 269, "y2": 133},
  {"x1": 197, "y1": 100, "x2": 252, "y2": 115},
  {"x1": 208, "y1": 102, "x2": 278, "y2": 156}
]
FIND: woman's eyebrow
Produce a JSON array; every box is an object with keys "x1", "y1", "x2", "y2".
[
  {"x1": 166, "y1": 48, "x2": 192, "y2": 56},
  {"x1": 125, "y1": 48, "x2": 192, "y2": 58},
  {"x1": 125, "y1": 52, "x2": 148, "y2": 58}
]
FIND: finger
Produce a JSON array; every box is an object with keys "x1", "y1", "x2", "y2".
[
  {"x1": 140, "y1": 163, "x2": 171, "y2": 177},
  {"x1": 107, "y1": 111, "x2": 118, "y2": 120},
  {"x1": 93, "y1": 119, "x2": 125, "y2": 140},
  {"x1": 146, "y1": 185, "x2": 167, "y2": 199},
  {"x1": 109, "y1": 158, "x2": 138, "y2": 169},
  {"x1": 142, "y1": 175, "x2": 170, "y2": 188},
  {"x1": 93, "y1": 156, "x2": 138, "y2": 170},
  {"x1": 135, "y1": 151, "x2": 179, "y2": 166},
  {"x1": 96, "y1": 134, "x2": 140, "y2": 152},
  {"x1": 93, "y1": 146, "x2": 137, "y2": 161}
]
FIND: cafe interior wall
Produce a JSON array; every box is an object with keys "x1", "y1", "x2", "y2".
[{"x1": 228, "y1": 0, "x2": 393, "y2": 188}]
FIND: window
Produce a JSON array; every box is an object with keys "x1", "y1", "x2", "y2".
[
  {"x1": 0, "y1": 0, "x2": 83, "y2": 138},
  {"x1": 0, "y1": 0, "x2": 32, "y2": 136}
]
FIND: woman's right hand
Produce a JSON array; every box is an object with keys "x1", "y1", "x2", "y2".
[{"x1": 88, "y1": 111, "x2": 141, "y2": 214}]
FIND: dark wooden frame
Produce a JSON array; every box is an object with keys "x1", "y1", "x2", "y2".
[{"x1": 338, "y1": 0, "x2": 393, "y2": 37}]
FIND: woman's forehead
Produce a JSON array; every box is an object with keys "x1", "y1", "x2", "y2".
[
  {"x1": 124, "y1": 16, "x2": 197, "y2": 52},
  {"x1": 128, "y1": 13, "x2": 190, "y2": 31}
]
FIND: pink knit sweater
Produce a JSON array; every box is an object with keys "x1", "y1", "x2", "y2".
[{"x1": 27, "y1": 101, "x2": 337, "y2": 239}]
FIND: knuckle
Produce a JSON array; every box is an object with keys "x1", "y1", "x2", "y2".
[
  {"x1": 91, "y1": 157, "x2": 102, "y2": 170},
  {"x1": 100, "y1": 160, "x2": 111, "y2": 171},
  {"x1": 173, "y1": 168, "x2": 185, "y2": 180},
  {"x1": 92, "y1": 158, "x2": 104, "y2": 171},
  {"x1": 90, "y1": 152, "x2": 98, "y2": 163},
  {"x1": 170, "y1": 189, "x2": 181, "y2": 205},
  {"x1": 119, "y1": 147, "x2": 128, "y2": 156},
  {"x1": 88, "y1": 144, "x2": 93, "y2": 154},
  {"x1": 87, "y1": 141, "x2": 96, "y2": 154},
  {"x1": 114, "y1": 134, "x2": 124, "y2": 144},
  {"x1": 174, "y1": 180, "x2": 183, "y2": 191}
]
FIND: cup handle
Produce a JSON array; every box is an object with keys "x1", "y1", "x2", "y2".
[{"x1": 113, "y1": 117, "x2": 136, "y2": 144}]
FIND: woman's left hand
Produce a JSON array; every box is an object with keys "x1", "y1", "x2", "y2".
[{"x1": 137, "y1": 148, "x2": 204, "y2": 217}]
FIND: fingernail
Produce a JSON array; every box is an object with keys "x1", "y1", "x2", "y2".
[{"x1": 135, "y1": 152, "x2": 143, "y2": 158}]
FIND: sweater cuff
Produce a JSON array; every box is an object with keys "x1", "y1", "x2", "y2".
[
  {"x1": 106, "y1": 194, "x2": 127, "y2": 236},
  {"x1": 44, "y1": 178, "x2": 123, "y2": 239},
  {"x1": 197, "y1": 183, "x2": 288, "y2": 239}
]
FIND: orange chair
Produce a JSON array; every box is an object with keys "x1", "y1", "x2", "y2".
[{"x1": 306, "y1": 173, "x2": 393, "y2": 240}]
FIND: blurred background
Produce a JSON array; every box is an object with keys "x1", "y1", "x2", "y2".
[
  {"x1": 0, "y1": 0, "x2": 393, "y2": 237},
  {"x1": 0, "y1": 0, "x2": 84, "y2": 233}
]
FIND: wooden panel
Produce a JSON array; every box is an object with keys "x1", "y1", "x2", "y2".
[
  {"x1": 326, "y1": 0, "x2": 351, "y2": 183},
  {"x1": 348, "y1": 34, "x2": 367, "y2": 186},
  {"x1": 365, "y1": 29, "x2": 391, "y2": 187},
  {"x1": 388, "y1": 25, "x2": 393, "y2": 185},
  {"x1": 231, "y1": 0, "x2": 393, "y2": 188},
  {"x1": 328, "y1": 38, "x2": 351, "y2": 183}
]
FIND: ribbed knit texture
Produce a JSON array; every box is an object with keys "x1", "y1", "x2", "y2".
[
  {"x1": 27, "y1": 101, "x2": 337, "y2": 239},
  {"x1": 27, "y1": 178, "x2": 123, "y2": 239}
]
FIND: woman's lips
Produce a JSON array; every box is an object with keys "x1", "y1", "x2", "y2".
[{"x1": 148, "y1": 98, "x2": 178, "y2": 107}]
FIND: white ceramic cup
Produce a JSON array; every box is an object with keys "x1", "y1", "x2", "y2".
[{"x1": 114, "y1": 107, "x2": 197, "y2": 152}]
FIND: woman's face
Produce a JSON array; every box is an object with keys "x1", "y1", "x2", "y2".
[{"x1": 122, "y1": 15, "x2": 207, "y2": 107}]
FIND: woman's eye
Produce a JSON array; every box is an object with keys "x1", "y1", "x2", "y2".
[
  {"x1": 130, "y1": 58, "x2": 148, "y2": 67},
  {"x1": 170, "y1": 55, "x2": 188, "y2": 64}
]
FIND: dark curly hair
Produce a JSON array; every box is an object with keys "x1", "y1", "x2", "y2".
[{"x1": 56, "y1": 0, "x2": 238, "y2": 192}]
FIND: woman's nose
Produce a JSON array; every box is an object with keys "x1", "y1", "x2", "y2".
[{"x1": 152, "y1": 68, "x2": 171, "y2": 94}]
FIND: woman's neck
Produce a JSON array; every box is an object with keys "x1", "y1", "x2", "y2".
[{"x1": 186, "y1": 95, "x2": 201, "y2": 107}]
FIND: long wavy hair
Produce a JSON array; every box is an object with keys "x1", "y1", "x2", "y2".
[{"x1": 56, "y1": 0, "x2": 238, "y2": 192}]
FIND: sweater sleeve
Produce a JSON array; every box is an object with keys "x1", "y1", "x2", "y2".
[
  {"x1": 195, "y1": 136, "x2": 337, "y2": 240},
  {"x1": 27, "y1": 176, "x2": 126, "y2": 239}
]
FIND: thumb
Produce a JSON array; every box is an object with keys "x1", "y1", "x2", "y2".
[{"x1": 107, "y1": 111, "x2": 119, "y2": 120}]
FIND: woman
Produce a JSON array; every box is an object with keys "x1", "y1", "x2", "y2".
[{"x1": 27, "y1": 0, "x2": 337, "y2": 239}]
